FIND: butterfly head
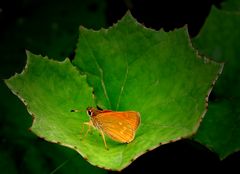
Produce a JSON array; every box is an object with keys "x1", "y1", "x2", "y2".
[{"x1": 86, "y1": 107, "x2": 99, "y2": 117}]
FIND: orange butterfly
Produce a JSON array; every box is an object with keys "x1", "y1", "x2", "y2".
[{"x1": 73, "y1": 107, "x2": 140, "y2": 149}]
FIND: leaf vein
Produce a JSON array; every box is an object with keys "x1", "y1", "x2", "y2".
[{"x1": 82, "y1": 34, "x2": 111, "y2": 108}]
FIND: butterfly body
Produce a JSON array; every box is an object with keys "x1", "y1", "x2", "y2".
[{"x1": 86, "y1": 107, "x2": 140, "y2": 149}]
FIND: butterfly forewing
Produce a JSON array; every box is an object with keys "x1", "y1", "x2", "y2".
[{"x1": 92, "y1": 111, "x2": 140, "y2": 143}]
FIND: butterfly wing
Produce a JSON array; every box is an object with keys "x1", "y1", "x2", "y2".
[{"x1": 92, "y1": 111, "x2": 140, "y2": 143}]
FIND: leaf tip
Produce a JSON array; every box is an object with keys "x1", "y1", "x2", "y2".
[
  {"x1": 119, "y1": 10, "x2": 136, "y2": 24},
  {"x1": 25, "y1": 49, "x2": 31, "y2": 57},
  {"x1": 125, "y1": 10, "x2": 134, "y2": 18},
  {"x1": 79, "y1": 25, "x2": 86, "y2": 31}
]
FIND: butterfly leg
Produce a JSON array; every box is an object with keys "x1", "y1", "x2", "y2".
[
  {"x1": 83, "y1": 121, "x2": 93, "y2": 138},
  {"x1": 80, "y1": 121, "x2": 87, "y2": 137},
  {"x1": 99, "y1": 129, "x2": 109, "y2": 150}
]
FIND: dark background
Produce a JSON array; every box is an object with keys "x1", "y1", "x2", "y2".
[{"x1": 1, "y1": 0, "x2": 239, "y2": 173}]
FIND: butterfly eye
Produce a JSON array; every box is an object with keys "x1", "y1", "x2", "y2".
[{"x1": 87, "y1": 110, "x2": 92, "y2": 116}]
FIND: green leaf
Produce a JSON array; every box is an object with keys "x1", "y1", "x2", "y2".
[
  {"x1": 192, "y1": 7, "x2": 240, "y2": 159},
  {"x1": 5, "y1": 13, "x2": 222, "y2": 171},
  {"x1": 72, "y1": 12, "x2": 222, "y2": 170}
]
